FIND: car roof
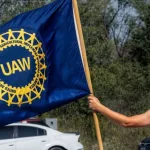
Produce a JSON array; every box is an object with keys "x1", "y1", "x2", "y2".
[
  {"x1": 7, "y1": 122, "x2": 62, "y2": 135},
  {"x1": 7, "y1": 122, "x2": 50, "y2": 129}
]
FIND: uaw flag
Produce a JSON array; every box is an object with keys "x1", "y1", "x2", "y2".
[{"x1": 0, "y1": 0, "x2": 90, "y2": 126}]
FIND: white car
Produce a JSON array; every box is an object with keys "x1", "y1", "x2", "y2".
[{"x1": 0, "y1": 122, "x2": 83, "y2": 150}]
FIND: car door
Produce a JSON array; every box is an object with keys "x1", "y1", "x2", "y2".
[
  {"x1": 0, "y1": 126, "x2": 16, "y2": 150},
  {"x1": 15, "y1": 125, "x2": 48, "y2": 150}
]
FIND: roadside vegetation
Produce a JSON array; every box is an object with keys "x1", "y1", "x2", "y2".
[{"x1": 1, "y1": 0, "x2": 150, "y2": 149}]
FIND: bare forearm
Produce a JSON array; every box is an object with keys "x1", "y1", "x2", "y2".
[
  {"x1": 88, "y1": 96, "x2": 150, "y2": 127},
  {"x1": 97, "y1": 104, "x2": 149, "y2": 127},
  {"x1": 97, "y1": 104, "x2": 129, "y2": 126}
]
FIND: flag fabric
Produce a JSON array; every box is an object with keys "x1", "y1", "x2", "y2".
[{"x1": 0, "y1": 0, "x2": 90, "y2": 126}]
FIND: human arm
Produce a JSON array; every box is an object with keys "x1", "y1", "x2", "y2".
[{"x1": 88, "y1": 96, "x2": 150, "y2": 127}]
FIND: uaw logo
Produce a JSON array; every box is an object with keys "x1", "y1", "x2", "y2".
[{"x1": 0, "y1": 29, "x2": 46, "y2": 107}]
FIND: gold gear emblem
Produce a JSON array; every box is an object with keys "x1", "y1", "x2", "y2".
[{"x1": 0, "y1": 29, "x2": 46, "y2": 107}]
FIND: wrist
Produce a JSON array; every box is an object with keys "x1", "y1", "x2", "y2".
[
  {"x1": 94, "y1": 103, "x2": 102, "y2": 112},
  {"x1": 97, "y1": 103, "x2": 103, "y2": 112}
]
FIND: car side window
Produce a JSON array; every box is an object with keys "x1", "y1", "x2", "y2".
[
  {"x1": 18, "y1": 126, "x2": 37, "y2": 138},
  {"x1": 38, "y1": 128, "x2": 47, "y2": 136},
  {"x1": 0, "y1": 126, "x2": 14, "y2": 140},
  {"x1": 17, "y1": 126, "x2": 47, "y2": 138}
]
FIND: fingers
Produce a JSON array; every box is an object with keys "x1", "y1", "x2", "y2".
[
  {"x1": 88, "y1": 95, "x2": 101, "y2": 111},
  {"x1": 88, "y1": 98, "x2": 93, "y2": 106},
  {"x1": 88, "y1": 95, "x2": 96, "y2": 100},
  {"x1": 87, "y1": 95, "x2": 94, "y2": 99},
  {"x1": 88, "y1": 95, "x2": 99, "y2": 102},
  {"x1": 88, "y1": 96, "x2": 93, "y2": 107},
  {"x1": 88, "y1": 100, "x2": 92, "y2": 106},
  {"x1": 88, "y1": 100, "x2": 92, "y2": 108}
]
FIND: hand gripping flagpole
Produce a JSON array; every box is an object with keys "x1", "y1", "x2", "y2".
[{"x1": 72, "y1": 0, "x2": 104, "y2": 150}]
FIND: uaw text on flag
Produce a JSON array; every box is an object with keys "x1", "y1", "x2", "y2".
[{"x1": 0, "y1": 0, "x2": 90, "y2": 126}]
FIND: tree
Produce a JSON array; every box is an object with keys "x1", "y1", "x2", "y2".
[
  {"x1": 128, "y1": 3, "x2": 150, "y2": 65},
  {"x1": 0, "y1": 0, "x2": 45, "y2": 25},
  {"x1": 104, "y1": 0, "x2": 139, "y2": 58}
]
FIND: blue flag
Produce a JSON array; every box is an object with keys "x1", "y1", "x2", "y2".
[{"x1": 0, "y1": 0, "x2": 90, "y2": 126}]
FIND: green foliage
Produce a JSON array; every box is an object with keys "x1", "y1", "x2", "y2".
[
  {"x1": 0, "y1": 0, "x2": 44, "y2": 25},
  {"x1": 2, "y1": 0, "x2": 150, "y2": 150},
  {"x1": 129, "y1": 5, "x2": 150, "y2": 65}
]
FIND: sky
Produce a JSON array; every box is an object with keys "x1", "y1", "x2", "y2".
[{"x1": 109, "y1": 0, "x2": 139, "y2": 46}]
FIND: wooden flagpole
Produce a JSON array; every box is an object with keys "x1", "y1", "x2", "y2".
[{"x1": 72, "y1": 0, "x2": 104, "y2": 150}]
